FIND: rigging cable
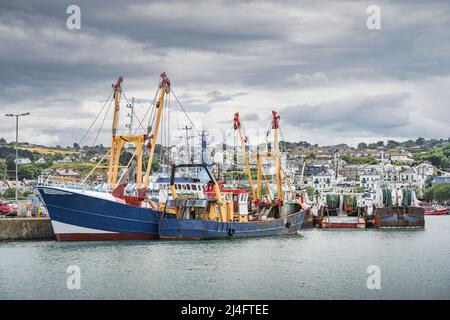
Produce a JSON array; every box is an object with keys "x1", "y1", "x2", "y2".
[
  {"x1": 170, "y1": 88, "x2": 197, "y2": 131},
  {"x1": 78, "y1": 89, "x2": 113, "y2": 146},
  {"x1": 92, "y1": 96, "x2": 114, "y2": 147}
]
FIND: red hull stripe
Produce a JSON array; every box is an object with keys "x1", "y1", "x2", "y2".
[
  {"x1": 159, "y1": 232, "x2": 300, "y2": 241},
  {"x1": 56, "y1": 233, "x2": 158, "y2": 241},
  {"x1": 322, "y1": 223, "x2": 363, "y2": 228},
  {"x1": 424, "y1": 210, "x2": 448, "y2": 216}
]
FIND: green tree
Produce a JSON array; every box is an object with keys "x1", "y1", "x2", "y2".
[
  {"x1": 386, "y1": 140, "x2": 400, "y2": 149},
  {"x1": 416, "y1": 137, "x2": 425, "y2": 146},
  {"x1": 357, "y1": 142, "x2": 368, "y2": 150},
  {"x1": 2, "y1": 187, "x2": 16, "y2": 200},
  {"x1": 306, "y1": 186, "x2": 315, "y2": 198},
  {"x1": 403, "y1": 139, "x2": 415, "y2": 148},
  {"x1": 423, "y1": 183, "x2": 450, "y2": 202},
  {"x1": 0, "y1": 161, "x2": 7, "y2": 180},
  {"x1": 341, "y1": 155, "x2": 379, "y2": 165},
  {"x1": 18, "y1": 164, "x2": 41, "y2": 180}
]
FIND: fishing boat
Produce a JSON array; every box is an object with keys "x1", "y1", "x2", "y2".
[
  {"x1": 373, "y1": 185, "x2": 425, "y2": 229},
  {"x1": 36, "y1": 73, "x2": 175, "y2": 241},
  {"x1": 424, "y1": 204, "x2": 448, "y2": 215},
  {"x1": 312, "y1": 192, "x2": 366, "y2": 228},
  {"x1": 159, "y1": 164, "x2": 306, "y2": 240},
  {"x1": 159, "y1": 111, "x2": 307, "y2": 240}
]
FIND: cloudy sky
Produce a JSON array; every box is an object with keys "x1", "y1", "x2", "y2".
[{"x1": 1, "y1": 0, "x2": 449, "y2": 148}]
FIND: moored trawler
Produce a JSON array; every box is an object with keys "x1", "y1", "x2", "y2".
[
  {"x1": 373, "y1": 185, "x2": 425, "y2": 229},
  {"x1": 36, "y1": 186, "x2": 161, "y2": 240},
  {"x1": 36, "y1": 73, "x2": 174, "y2": 241},
  {"x1": 160, "y1": 111, "x2": 307, "y2": 240},
  {"x1": 312, "y1": 192, "x2": 367, "y2": 228},
  {"x1": 159, "y1": 164, "x2": 306, "y2": 240}
]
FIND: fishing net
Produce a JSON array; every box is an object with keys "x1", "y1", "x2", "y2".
[
  {"x1": 326, "y1": 194, "x2": 339, "y2": 209},
  {"x1": 402, "y1": 187, "x2": 412, "y2": 207},
  {"x1": 382, "y1": 188, "x2": 393, "y2": 207}
]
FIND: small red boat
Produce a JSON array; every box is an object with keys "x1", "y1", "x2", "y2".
[{"x1": 424, "y1": 205, "x2": 448, "y2": 216}]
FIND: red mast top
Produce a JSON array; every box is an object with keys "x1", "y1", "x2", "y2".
[
  {"x1": 272, "y1": 111, "x2": 280, "y2": 129},
  {"x1": 160, "y1": 72, "x2": 171, "y2": 87},
  {"x1": 233, "y1": 112, "x2": 241, "y2": 130},
  {"x1": 112, "y1": 77, "x2": 123, "y2": 90}
]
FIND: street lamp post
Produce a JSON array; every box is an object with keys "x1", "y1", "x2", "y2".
[{"x1": 5, "y1": 112, "x2": 30, "y2": 203}]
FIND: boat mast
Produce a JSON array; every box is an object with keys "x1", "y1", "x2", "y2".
[
  {"x1": 108, "y1": 77, "x2": 123, "y2": 187},
  {"x1": 272, "y1": 111, "x2": 283, "y2": 203},
  {"x1": 256, "y1": 152, "x2": 274, "y2": 202},
  {"x1": 233, "y1": 113, "x2": 256, "y2": 200},
  {"x1": 143, "y1": 72, "x2": 171, "y2": 188},
  {"x1": 256, "y1": 153, "x2": 261, "y2": 201}
]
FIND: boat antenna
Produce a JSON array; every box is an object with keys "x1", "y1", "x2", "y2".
[{"x1": 200, "y1": 130, "x2": 209, "y2": 165}]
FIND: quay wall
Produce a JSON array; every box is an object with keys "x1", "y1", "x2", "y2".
[{"x1": 0, "y1": 218, "x2": 55, "y2": 240}]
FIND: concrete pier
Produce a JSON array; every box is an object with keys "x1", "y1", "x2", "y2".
[{"x1": 0, "y1": 218, "x2": 55, "y2": 240}]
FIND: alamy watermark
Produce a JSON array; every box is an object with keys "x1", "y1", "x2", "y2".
[
  {"x1": 366, "y1": 5, "x2": 381, "y2": 30},
  {"x1": 66, "y1": 265, "x2": 81, "y2": 290},
  {"x1": 366, "y1": 265, "x2": 381, "y2": 290},
  {"x1": 66, "y1": 5, "x2": 81, "y2": 30}
]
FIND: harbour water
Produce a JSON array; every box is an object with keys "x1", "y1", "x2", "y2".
[{"x1": 1, "y1": 216, "x2": 449, "y2": 300}]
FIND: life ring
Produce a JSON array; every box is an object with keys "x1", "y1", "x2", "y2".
[
  {"x1": 285, "y1": 221, "x2": 292, "y2": 228},
  {"x1": 228, "y1": 228, "x2": 235, "y2": 236}
]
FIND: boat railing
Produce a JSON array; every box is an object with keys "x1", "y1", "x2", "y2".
[{"x1": 38, "y1": 175, "x2": 107, "y2": 192}]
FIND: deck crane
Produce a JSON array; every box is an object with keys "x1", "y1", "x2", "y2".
[
  {"x1": 107, "y1": 72, "x2": 170, "y2": 197},
  {"x1": 270, "y1": 111, "x2": 298, "y2": 203},
  {"x1": 107, "y1": 77, "x2": 144, "y2": 190},
  {"x1": 272, "y1": 111, "x2": 283, "y2": 204},
  {"x1": 233, "y1": 113, "x2": 256, "y2": 200},
  {"x1": 143, "y1": 72, "x2": 171, "y2": 189}
]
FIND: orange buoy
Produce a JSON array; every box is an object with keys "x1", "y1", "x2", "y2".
[{"x1": 371, "y1": 218, "x2": 376, "y2": 225}]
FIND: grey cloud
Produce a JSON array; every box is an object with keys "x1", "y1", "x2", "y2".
[
  {"x1": 241, "y1": 113, "x2": 261, "y2": 121},
  {"x1": 281, "y1": 93, "x2": 412, "y2": 134},
  {"x1": 1, "y1": 0, "x2": 450, "y2": 146},
  {"x1": 207, "y1": 90, "x2": 246, "y2": 104},
  {"x1": 182, "y1": 103, "x2": 212, "y2": 113}
]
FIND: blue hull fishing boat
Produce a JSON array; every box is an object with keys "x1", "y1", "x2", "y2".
[
  {"x1": 35, "y1": 73, "x2": 175, "y2": 241},
  {"x1": 159, "y1": 160, "x2": 307, "y2": 240},
  {"x1": 160, "y1": 210, "x2": 306, "y2": 240},
  {"x1": 36, "y1": 186, "x2": 160, "y2": 241},
  {"x1": 159, "y1": 112, "x2": 307, "y2": 240}
]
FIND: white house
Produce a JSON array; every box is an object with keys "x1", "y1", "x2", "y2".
[
  {"x1": 312, "y1": 170, "x2": 343, "y2": 191},
  {"x1": 415, "y1": 162, "x2": 436, "y2": 176},
  {"x1": 415, "y1": 162, "x2": 437, "y2": 189},
  {"x1": 359, "y1": 169, "x2": 381, "y2": 190},
  {"x1": 14, "y1": 158, "x2": 32, "y2": 164},
  {"x1": 390, "y1": 150, "x2": 414, "y2": 164},
  {"x1": 56, "y1": 157, "x2": 73, "y2": 163},
  {"x1": 383, "y1": 164, "x2": 400, "y2": 182},
  {"x1": 399, "y1": 167, "x2": 418, "y2": 183},
  {"x1": 35, "y1": 157, "x2": 46, "y2": 164}
]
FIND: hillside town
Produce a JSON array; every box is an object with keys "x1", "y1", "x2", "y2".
[{"x1": 1, "y1": 137, "x2": 450, "y2": 201}]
